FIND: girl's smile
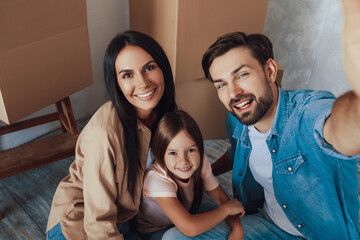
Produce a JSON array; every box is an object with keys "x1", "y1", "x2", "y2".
[{"x1": 164, "y1": 130, "x2": 201, "y2": 182}]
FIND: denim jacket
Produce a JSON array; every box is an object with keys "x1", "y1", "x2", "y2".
[{"x1": 226, "y1": 88, "x2": 360, "y2": 240}]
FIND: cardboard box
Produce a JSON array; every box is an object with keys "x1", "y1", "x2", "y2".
[
  {"x1": 175, "y1": 78, "x2": 228, "y2": 140},
  {"x1": 0, "y1": 0, "x2": 93, "y2": 124},
  {"x1": 130, "y1": 0, "x2": 271, "y2": 138}
]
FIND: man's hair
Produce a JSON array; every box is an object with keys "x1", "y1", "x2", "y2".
[{"x1": 202, "y1": 32, "x2": 274, "y2": 81}]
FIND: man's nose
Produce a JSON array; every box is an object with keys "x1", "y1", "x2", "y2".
[{"x1": 228, "y1": 81, "x2": 244, "y2": 100}]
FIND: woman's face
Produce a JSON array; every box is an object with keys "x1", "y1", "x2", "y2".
[
  {"x1": 164, "y1": 130, "x2": 201, "y2": 183},
  {"x1": 115, "y1": 45, "x2": 165, "y2": 120}
]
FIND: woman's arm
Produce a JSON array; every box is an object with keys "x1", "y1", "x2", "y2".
[
  {"x1": 155, "y1": 192, "x2": 243, "y2": 237},
  {"x1": 81, "y1": 128, "x2": 122, "y2": 240},
  {"x1": 208, "y1": 185, "x2": 244, "y2": 240}
]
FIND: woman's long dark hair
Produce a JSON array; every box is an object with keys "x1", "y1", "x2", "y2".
[
  {"x1": 103, "y1": 31, "x2": 177, "y2": 201},
  {"x1": 151, "y1": 110, "x2": 204, "y2": 212}
]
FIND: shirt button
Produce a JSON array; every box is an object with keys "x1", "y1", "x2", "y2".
[
  {"x1": 297, "y1": 224, "x2": 302, "y2": 228},
  {"x1": 288, "y1": 166, "x2": 292, "y2": 171},
  {"x1": 238, "y1": 172, "x2": 242, "y2": 176},
  {"x1": 272, "y1": 149, "x2": 277, "y2": 153},
  {"x1": 282, "y1": 204, "x2": 287, "y2": 208}
]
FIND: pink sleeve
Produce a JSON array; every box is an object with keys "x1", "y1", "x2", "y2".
[
  {"x1": 201, "y1": 155, "x2": 219, "y2": 191},
  {"x1": 143, "y1": 167, "x2": 178, "y2": 198}
]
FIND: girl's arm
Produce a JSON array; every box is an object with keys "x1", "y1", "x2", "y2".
[
  {"x1": 208, "y1": 185, "x2": 244, "y2": 240},
  {"x1": 155, "y1": 193, "x2": 243, "y2": 237}
]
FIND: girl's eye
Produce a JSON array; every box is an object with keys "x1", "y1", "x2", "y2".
[
  {"x1": 145, "y1": 65, "x2": 155, "y2": 72},
  {"x1": 187, "y1": 148, "x2": 196, "y2": 153},
  {"x1": 168, "y1": 152, "x2": 177, "y2": 156}
]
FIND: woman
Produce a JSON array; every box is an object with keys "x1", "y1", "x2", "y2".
[{"x1": 46, "y1": 31, "x2": 177, "y2": 240}]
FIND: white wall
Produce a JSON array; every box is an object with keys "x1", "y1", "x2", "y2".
[
  {"x1": 264, "y1": 0, "x2": 351, "y2": 96},
  {"x1": 0, "y1": 0, "x2": 129, "y2": 150}
]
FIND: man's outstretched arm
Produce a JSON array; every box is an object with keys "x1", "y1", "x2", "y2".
[{"x1": 324, "y1": 0, "x2": 360, "y2": 156}]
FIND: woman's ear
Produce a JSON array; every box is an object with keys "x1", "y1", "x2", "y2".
[{"x1": 265, "y1": 58, "x2": 278, "y2": 84}]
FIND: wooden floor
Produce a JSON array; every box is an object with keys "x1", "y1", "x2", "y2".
[
  {"x1": 1, "y1": 120, "x2": 359, "y2": 239},
  {"x1": 0, "y1": 121, "x2": 231, "y2": 240}
]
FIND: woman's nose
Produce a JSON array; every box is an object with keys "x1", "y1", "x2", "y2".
[{"x1": 136, "y1": 73, "x2": 150, "y2": 87}]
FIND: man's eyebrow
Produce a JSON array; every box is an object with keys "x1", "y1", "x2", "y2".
[
  {"x1": 212, "y1": 64, "x2": 249, "y2": 83},
  {"x1": 231, "y1": 64, "x2": 248, "y2": 76}
]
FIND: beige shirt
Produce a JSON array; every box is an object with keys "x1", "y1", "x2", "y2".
[
  {"x1": 137, "y1": 155, "x2": 219, "y2": 233},
  {"x1": 46, "y1": 101, "x2": 151, "y2": 240}
]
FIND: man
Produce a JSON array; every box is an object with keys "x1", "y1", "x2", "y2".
[{"x1": 162, "y1": 0, "x2": 360, "y2": 239}]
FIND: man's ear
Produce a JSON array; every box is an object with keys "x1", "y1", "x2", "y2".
[{"x1": 265, "y1": 58, "x2": 277, "y2": 84}]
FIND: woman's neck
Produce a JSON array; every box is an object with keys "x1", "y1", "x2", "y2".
[{"x1": 138, "y1": 110, "x2": 156, "y2": 129}]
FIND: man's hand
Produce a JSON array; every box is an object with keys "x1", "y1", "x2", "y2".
[{"x1": 341, "y1": 0, "x2": 360, "y2": 96}]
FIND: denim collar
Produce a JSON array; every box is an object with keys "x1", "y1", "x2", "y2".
[{"x1": 269, "y1": 88, "x2": 289, "y2": 138}]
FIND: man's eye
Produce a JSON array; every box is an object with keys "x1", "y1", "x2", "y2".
[
  {"x1": 145, "y1": 65, "x2": 155, "y2": 72},
  {"x1": 238, "y1": 73, "x2": 248, "y2": 79},
  {"x1": 217, "y1": 83, "x2": 226, "y2": 89}
]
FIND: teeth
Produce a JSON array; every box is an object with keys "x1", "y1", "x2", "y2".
[
  {"x1": 137, "y1": 90, "x2": 154, "y2": 98},
  {"x1": 235, "y1": 99, "x2": 251, "y2": 109},
  {"x1": 178, "y1": 166, "x2": 191, "y2": 171}
]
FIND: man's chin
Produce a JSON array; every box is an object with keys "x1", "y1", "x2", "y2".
[{"x1": 230, "y1": 110, "x2": 257, "y2": 126}]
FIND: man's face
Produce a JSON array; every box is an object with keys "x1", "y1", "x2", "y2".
[{"x1": 209, "y1": 47, "x2": 273, "y2": 125}]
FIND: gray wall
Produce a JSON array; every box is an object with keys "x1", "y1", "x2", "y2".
[
  {"x1": 264, "y1": 0, "x2": 351, "y2": 96},
  {"x1": 0, "y1": 0, "x2": 130, "y2": 150}
]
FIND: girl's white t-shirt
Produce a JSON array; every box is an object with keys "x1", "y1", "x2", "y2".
[{"x1": 137, "y1": 155, "x2": 219, "y2": 234}]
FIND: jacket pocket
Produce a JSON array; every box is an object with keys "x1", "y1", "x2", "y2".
[{"x1": 274, "y1": 153, "x2": 320, "y2": 194}]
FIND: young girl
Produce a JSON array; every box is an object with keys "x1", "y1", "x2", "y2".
[
  {"x1": 46, "y1": 31, "x2": 177, "y2": 240},
  {"x1": 137, "y1": 110, "x2": 245, "y2": 240}
]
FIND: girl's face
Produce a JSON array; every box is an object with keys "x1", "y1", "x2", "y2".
[
  {"x1": 164, "y1": 130, "x2": 201, "y2": 182},
  {"x1": 115, "y1": 45, "x2": 165, "y2": 120}
]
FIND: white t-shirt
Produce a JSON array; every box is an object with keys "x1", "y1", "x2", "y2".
[
  {"x1": 248, "y1": 125, "x2": 302, "y2": 236},
  {"x1": 137, "y1": 155, "x2": 219, "y2": 233}
]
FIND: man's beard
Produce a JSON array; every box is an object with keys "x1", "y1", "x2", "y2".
[{"x1": 229, "y1": 82, "x2": 273, "y2": 126}]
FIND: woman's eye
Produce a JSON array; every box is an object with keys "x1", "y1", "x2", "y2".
[
  {"x1": 168, "y1": 152, "x2": 177, "y2": 156},
  {"x1": 145, "y1": 65, "x2": 155, "y2": 72},
  {"x1": 123, "y1": 73, "x2": 132, "y2": 79}
]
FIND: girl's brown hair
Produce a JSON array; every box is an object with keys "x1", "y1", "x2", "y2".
[{"x1": 151, "y1": 110, "x2": 204, "y2": 212}]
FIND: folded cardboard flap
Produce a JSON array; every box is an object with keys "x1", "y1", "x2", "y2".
[{"x1": 0, "y1": 0, "x2": 92, "y2": 124}]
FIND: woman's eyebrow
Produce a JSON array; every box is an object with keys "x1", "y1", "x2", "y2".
[
  {"x1": 142, "y1": 60, "x2": 156, "y2": 69},
  {"x1": 118, "y1": 60, "x2": 156, "y2": 75},
  {"x1": 118, "y1": 69, "x2": 131, "y2": 75}
]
